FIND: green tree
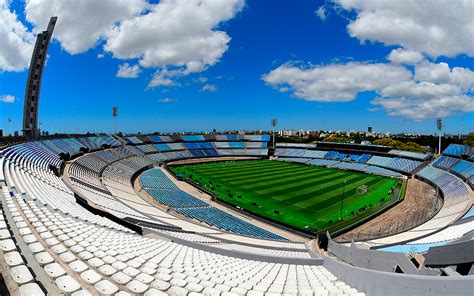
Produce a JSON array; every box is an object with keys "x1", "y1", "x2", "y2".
[
  {"x1": 374, "y1": 138, "x2": 423, "y2": 152},
  {"x1": 323, "y1": 136, "x2": 350, "y2": 143},
  {"x1": 463, "y1": 132, "x2": 474, "y2": 146}
]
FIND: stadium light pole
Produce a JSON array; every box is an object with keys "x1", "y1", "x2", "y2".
[
  {"x1": 112, "y1": 106, "x2": 118, "y2": 135},
  {"x1": 271, "y1": 119, "x2": 277, "y2": 149},
  {"x1": 437, "y1": 117, "x2": 442, "y2": 154},
  {"x1": 339, "y1": 179, "x2": 347, "y2": 220}
]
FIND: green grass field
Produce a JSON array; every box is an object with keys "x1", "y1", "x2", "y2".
[{"x1": 171, "y1": 160, "x2": 403, "y2": 233}]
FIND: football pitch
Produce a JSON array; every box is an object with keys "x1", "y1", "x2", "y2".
[{"x1": 171, "y1": 160, "x2": 403, "y2": 233}]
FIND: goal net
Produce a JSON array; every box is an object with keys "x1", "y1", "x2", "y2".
[{"x1": 356, "y1": 184, "x2": 368, "y2": 195}]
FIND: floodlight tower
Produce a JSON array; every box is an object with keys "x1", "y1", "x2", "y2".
[
  {"x1": 437, "y1": 117, "x2": 442, "y2": 154},
  {"x1": 271, "y1": 119, "x2": 277, "y2": 149},
  {"x1": 22, "y1": 16, "x2": 57, "y2": 140},
  {"x1": 112, "y1": 106, "x2": 118, "y2": 135}
]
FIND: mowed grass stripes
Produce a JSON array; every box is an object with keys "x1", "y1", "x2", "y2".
[{"x1": 171, "y1": 160, "x2": 399, "y2": 232}]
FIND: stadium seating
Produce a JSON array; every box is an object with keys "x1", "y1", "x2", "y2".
[
  {"x1": 147, "y1": 135, "x2": 173, "y2": 143},
  {"x1": 181, "y1": 135, "x2": 206, "y2": 141},
  {"x1": 333, "y1": 162, "x2": 368, "y2": 171},
  {"x1": 388, "y1": 149, "x2": 431, "y2": 160},
  {"x1": 176, "y1": 207, "x2": 284, "y2": 240},
  {"x1": 140, "y1": 168, "x2": 286, "y2": 240},
  {"x1": 2, "y1": 136, "x2": 473, "y2": 294},
  {"x1": 432, "y1": 155, "x2": 460, "y2": 169},
  {"x1": 450, "y1": 160, "x2": 474, "y2": 179},
  {"x1": 367, "y1": 166, "x2": 471, "y2": 246},
  {"x1": 367, "y1": 156, "x2": 395, "y2": 168},
  {"x1": 367, "y1": 156, "x2": 423, "y2": 174},
  {"x1": 275, "y1": 157, "x2": 312, "y2": 164},
  {"x1": 362, "y1": 166, "x2": 403, "y2": 178},
  {"x1": 324, "y1": 151, "x2": 338, "y2": 160},
  {"x1": 381, "y1": 219, "x2": 474, "y2": 253},
  {"x1": 123, "y1": 136, "x2": 143, "y2": 145},
  {"x1": 2, "y1": 185, "x2": 358, "y2": 295},
  {"x1": 303, "y1": 150, "x2": 327, "y2": 158},
  {"x1": 443, "y1": 144, "x2": 470, "y2": 157},
  {"x1": 308, "y1": 159, "x2": 339, "y2": 167}
]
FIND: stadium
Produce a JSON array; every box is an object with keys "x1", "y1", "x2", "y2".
[{"x1": 1, "y1": 1, "x2": 474, "y2": 296}]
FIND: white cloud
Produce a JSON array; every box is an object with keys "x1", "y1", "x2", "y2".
[
  {"x1": 23, "y1": 0, "x2": 243, "y2": 85},
  {"x1": 105, "y1": 0, "x2": 244, "y2": 86},
  {"x1": 335, "y1": 0, "x2": 474, "y2": 57},
  {"x1": 372, "y1": 95, "x2": 474, "y2": 120},
  {"x1": 0, "y1": 0, "x2": 34, "y2": 71},
  {"x1": 194, "y1": 76, "x2": 208, "y2": 83},
  {"x1": 158, "y1": 97, "x2": 176, "y2": 103},
  {"x1": 25, "y1": 0, "x2": 147, "y2": 54},
  {"x1": 147, "y1": 69, "x2": 180, "y2": 88},
  {"x1": 263, "y1": 60, "x2": 474, "y2": 120},
  {"x1": 414, "y1": 61, "x2": 474, "y2": 92},
  {"x1": 0, "y1": 94, "x2": 15, "y2": 103},
  {"x1": 315, "y1": 6, "x2": 327, "y2": 21},
  {"x1": 200, "y1": 84, "x2": 217, "y2": 92},
  {"x1": 262, "y1": 62, "x2": 411, "y2": 102},
  {"x1": 97, "y1": 53, "x2": 105, "y2": 59},
  {"x1": 116, "y1": 63, "x2": 140, "y2": 78},
  {"x1": 388, "y1": 48, "x2": 424, "y2": 65}
]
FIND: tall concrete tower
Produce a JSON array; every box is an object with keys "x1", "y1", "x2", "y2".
[{"x1": 22, "y1": 16, "x2": 57, "y2": 140}]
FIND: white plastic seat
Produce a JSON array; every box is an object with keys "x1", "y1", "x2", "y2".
[
  {"x1": 69, "y1": 260, "x2": 89, "y2": 273},
  {"x1": 44, "y1": 262, "x2": 66, "y2": 278},
  {"x1": 151, "y1": 279, "x2": 171, "y2": 291},
  {"x1": 71, "y1": 290, "x2": 93, "y2": 296},
  {"x1": 203, "y1": 286, "x2": 223, "y2": 295},
  {"x1": 19, "y1": 283, "x2": 45, "y2": 296},
  {"x1": 59, "y1": 251, "x2": 76, "y2": 263},
  {"x1": 35, "y1": 252, "x2": 54, "y2": 265},
  {"x1": 51, "y1": 244, "x2": 67, "y2": 254},
  {"x1": 28, "y1": 242, "x2": 44, "y2": 253},
  {"x1": 88, "y1": 257, "x2": 104, "y2": 268},
  {"x1": 156, "y1": 272, "x2": 172, "y2": 282},
  {"x1": 111, "y1": 271, "x2": 132, "y2": 285},
  {"x1": 123, "y1": 266, "x2": 140, "y2": 277},
  {"x1": 0, "y1": 239, "x2": 16, "y2": 252},
  {"x1": 18, "y1": 227, "x2": 32, "y2": 235},
  {"x1": 10, "y1": 265, "x2": 34, "y2": 284},
  {"x1": 4, "y1": 251, "x2": 23, "y2": 267},
  {"x1": 168, "y1": 286, "x2": 188, "y2": 296},
  {"x1": 111, "y1": 261, "x2": 127, "y2": 271},
  {"x1": 0, "y1": 229, "x2": 11, "y2": 239},
  {"x1": 136, "y1": 272, "x2": 154, "y2": 284},
  {"x1": 70, "y1": 245, "x2": 85, "y2": 254},
  {"x1": 44, "y1": 237, "x2": 59, "y2": 246},
  {"x1": 145, "y1": 288, "x2": 168, "y2": 295},
  {"x1": 94, "y1": 280, "x2": 119, "y2": 295},
  {"x1": 98, "y1": 264, "x2": 117, "y2": 276},
  {"x1": 78, "y1": 251, "x2": 93, "y2": 260},
  {"x1": 23, "y1": 234, "x2": 38, "y2": 244},
  {"x1": 81, "y1": 269, "x2": 102, "y2": 285},
  {"x1": 187, "y1": 283, "x2": 204, "y2": 293},
  {"x1": 127, "y1": 279, "x2": 149, "y2": 293},
  {"x1": 55, "y1": 275, "x2": 81, "y2": 294}
]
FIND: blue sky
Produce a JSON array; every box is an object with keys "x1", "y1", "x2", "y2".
[{"x1": 0, "y1": 0, "x2": 473, "y2": 135}]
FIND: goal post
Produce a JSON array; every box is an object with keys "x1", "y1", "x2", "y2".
[{"x1": 356, "y1": 184, "x2": 368, "y2": 195}]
